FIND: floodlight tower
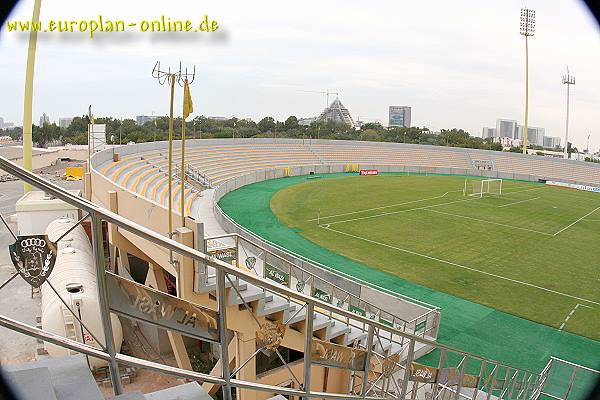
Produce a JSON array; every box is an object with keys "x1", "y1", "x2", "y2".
[
  {"x1": 520, "y1": 8, "x2": 535, "y2": 155},
  {"x1": 562, "y1": 66, "x2": 575, "y2": 159}
]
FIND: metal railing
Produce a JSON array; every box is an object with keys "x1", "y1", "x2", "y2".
[
  {"x1": 535, "y1": 357, "x2": 599, "y2": 400},
  {"x1": 203, "y1": 231, "x2": 441, "y2": 342},
  {"x1": 0, "y1": 155, "x2": 589, "y2": 400}
]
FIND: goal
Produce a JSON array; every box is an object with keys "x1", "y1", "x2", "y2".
[{"x1": 463, "y1": 178, "x2": 503, "y2": 197}]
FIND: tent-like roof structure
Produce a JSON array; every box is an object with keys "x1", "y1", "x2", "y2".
[{"x1": 317, "y1": 98, "x2": 355, "y2": 128}]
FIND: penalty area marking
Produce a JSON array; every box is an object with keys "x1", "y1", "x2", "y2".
[
  {"x1": 559, "y1": 303, "x2": 593, "y2": 330},
  {"x1": 553, "y1": 205, "x2": 600, "y2": 237},
  {"x1": 320, "y1": 224, "x2": 600, "y2": 307},
  {"x1": 497, "y1": 197, "x2": 540, "y2": 208},
  {"x1": 324, "y1": 185, "x2": 548, "y2": 226},
  {"x1": 425, "y1": 208, "x2": 554, "y2": 237}
]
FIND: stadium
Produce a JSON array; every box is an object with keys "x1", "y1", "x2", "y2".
[{"x1": 31, "y1": 137, "x2": 591, "y2": 399}]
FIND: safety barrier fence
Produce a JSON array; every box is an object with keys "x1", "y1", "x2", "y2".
[{"x1": 0, "y1": 155, "x2": 590, "y2": 400}]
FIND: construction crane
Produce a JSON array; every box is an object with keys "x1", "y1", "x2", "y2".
[{"x1": 298, "y1": 90, "x2": 339, "y2": 109}]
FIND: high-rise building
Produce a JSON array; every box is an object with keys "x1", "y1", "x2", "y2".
[
  {"x1": 543, "y1": 136, "x2": 561, "y2": 149},
  {"x1": 136, "y1": 115, "x2": 159, "y2": 125},
  {"x1": 0, "y1": 117, "x2": 4, "y2": 129},
  {"x1": 39, "y1": 113, "x2": 50, "y2": 126},
  {"x1": 318, "y1": 98, "x2": 355, "y2": 128},
  {"x1": 495, "y1": 119, "x2": 518, "y2": 139},
  {"x1": 388, "y1": 106, "x2": 411, "y2": 128},
  {"x1": 516, "y1": 125, "x2": 545, "y2": 147},
  {"x1": 59, "y1": 117, "x2": 73, "y2": 129},
  {"x1": 482, "y1": 127, "x2": 497, "y2": 139}
]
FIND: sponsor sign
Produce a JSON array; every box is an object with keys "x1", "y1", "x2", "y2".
[
  {"x1": 311, "y1": 338, "x2": 367, "y2": 371},
  {"x1": 9, "y1": 235, "x2": 56, "y2": 288},
  {"x1": 410, "y1": 363, "x2": 438, "y2": 383},
  {"x1": 349, "y1": 305, "x2": 366, "y2": 317},
  {"x1": 106, "y1": 272, "x2": 219, "y2": 342},
  {"x1": 546, "y1": 181, "x2": 600, "y2": 193},
  {"x1": 256, "y1": 320, "x2": 286, "y2": 351},
  {"x1": 264, "y1": 263, "x2": 289, "y2": 286},
  {"x1": 208, "y1": 247, "x2": 236, "y2": 264},
  {"x1": 415, "y1": 320, "x2": 427, "y2": 333},
  {"x1": 359, "y1": 169, "x2": 379, "y2": 176},
  {"x1": 312, "y1": 287, "x2": 332, "y2": 303}
]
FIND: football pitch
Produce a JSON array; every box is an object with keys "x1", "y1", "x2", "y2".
[{"x1": 270, "y1": 174, "x2": 600, "y2": 340}]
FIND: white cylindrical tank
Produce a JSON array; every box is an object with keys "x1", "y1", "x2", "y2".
[{"x1": 42, "y1": 217, "x2": 123, "y2": 370}]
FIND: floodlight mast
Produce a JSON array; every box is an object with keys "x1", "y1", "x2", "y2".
[
  {"x1": 562, "y1": 66, "x2": 575, "y2": 159},
  {"x1": 520, "y1": 8, "x2": 535, "y2": 155}
]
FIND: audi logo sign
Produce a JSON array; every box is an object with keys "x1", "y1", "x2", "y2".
[{"x1": 359, "y1": 169, "x2": 378, "y2": 176}]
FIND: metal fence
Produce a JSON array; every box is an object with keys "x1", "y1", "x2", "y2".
[
  {"x1": 535, "y1": 357, "x2": 599, "y2": 400},
  {"x1": 0, "y1": 156, "x2": 586, "y2": 400}
]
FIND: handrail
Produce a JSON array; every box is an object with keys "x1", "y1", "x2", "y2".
[
  {"x1": 2, "y1": 155, "x2": 544, "y2": 377},
  {"x1": 213, "y1": 201, "x2": 440, "y2": 311},
  {"x1": 205, "y1": 231, "x2": 425, "y2": 330}
]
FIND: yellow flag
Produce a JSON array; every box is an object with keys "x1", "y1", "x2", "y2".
[{"x1": 183, "y1": 79, "x2": 193, "y2": 119}]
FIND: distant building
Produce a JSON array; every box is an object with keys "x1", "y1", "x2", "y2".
[
  {"x1": 318, "y1": 98, "x2": 355, "y2": 128},
  {"x1": 482, "y1": 127, "x2": 497, "y2": 139},
  {"x1": 516, "y1": 125, "x2": 545, "y2": 147},
  {"x1": 39, "y1": 113, "x2": 50, "y2": 126},
  {"x1": 207, "y1": 116, "x2": 228, "y2": 121},
  {"x1": 388, "y1": 106, "x2": 411, "y2": 128},
  {"x1": 135, "y1": 115, "x2": 159, "y2": 125},
  {"x1": 59, "y1": 117, "x2": 73, "y2": 129},
  {"x1": 543, "y1": 136, "x2": 561, "y2": 149},
  {"x1": 298, "y1": 117, "x2": 317, "y2": 126},
  {"x1": 493, "y1": 137, "x2": 522, "y2": 148},
  {"x1": 496, "y1": 119, "x2": 518, "y2": 139}
]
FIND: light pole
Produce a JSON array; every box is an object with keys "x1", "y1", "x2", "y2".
[
  {"x1": 520, "y1": 8, "x2": 535, "y2": 155},
  {"x1": 193, "y1": 120, "x2": 196, "y2": 139},
  {"x1": 562, "y1": 67, "x2": 575, "y2": 159}
]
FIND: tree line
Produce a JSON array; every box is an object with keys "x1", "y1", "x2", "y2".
[{"x1": 2, "y1": 115, "x2": 512, "y2": 151}]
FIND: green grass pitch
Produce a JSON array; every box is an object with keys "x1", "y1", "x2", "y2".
[{"x1": 270, "y1": 174, "x2": 600, "y2": 340}]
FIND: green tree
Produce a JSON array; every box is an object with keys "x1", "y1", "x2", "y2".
[{"x1": 258, "y1": 117, "x2": 276, "y2": 133}]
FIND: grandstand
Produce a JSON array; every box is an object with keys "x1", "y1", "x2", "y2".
[{"x1": 0, "y1": 138, "x2": 598, "y2": 400}]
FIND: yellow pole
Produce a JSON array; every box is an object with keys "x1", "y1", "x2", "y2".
[
  {"x1": 22, "y1": 0, "x2": 42, "y2": 192},
  {"x1": 168, "y1": 75, "x2": 175, "y2": 238},
  {"x1": 522, "y1": 35, "x2": 529, "y2": 155},
  {"x1": 180, "y1": 107, "x2": 186, "y2": 226}
]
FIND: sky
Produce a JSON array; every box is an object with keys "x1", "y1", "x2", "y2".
[{"x1": 0, "y1": 0, "x2": 599, "y2": 150}]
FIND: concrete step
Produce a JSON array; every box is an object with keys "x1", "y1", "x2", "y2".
[
  {"x1": 145, "y1": 382, "x2": 212, "y2": 400},
  {"x1": 4, "y1": 355, "x2": 103, "y2": 400},
  {"x1": 111, "y1": 392, "x2": 146, "y2": 400},
  {"x1": 229, "y1": 282, "x2": 267, "y2": 306},
  {"x1": 345, "y1": 326, "x2": 367, "y2": 346},
  {"x1": 326, "y1": 320, "x2": 351, "y2": 341},
  {"x1": 259, "y1": 293, "x2": 294, "y2": 317},
  {"x1": 4, "y1": 367, "x2": 58, "y2": 400}
]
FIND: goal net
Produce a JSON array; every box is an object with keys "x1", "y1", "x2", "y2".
[{"x1": 464, "y1": 178, "x2": 503, "y2": 197}]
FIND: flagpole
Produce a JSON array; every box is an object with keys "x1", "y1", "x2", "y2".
[
  {"x1": 180, "y1": 97, "x2": 186, "y2": 226},
  {"x1": 168, "y1": 74, "x2": 175, "y2": 240}
]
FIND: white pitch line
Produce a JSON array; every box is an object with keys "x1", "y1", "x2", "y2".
[
  {"x1": 308, "y1": 194, "x2": 448, "y2": 222},
  {"x1": 425, "y1": 209, "x2": 554, "y2": 236},
  {"x1": 553, "y1": 205, "x2": 600, "y2": 236},
  {"x1": 321, "y1": 225, "x2": 600, "y2": 306},
  {"x1": 497, "y1": 197, "x2": 540, "y2": 208},
  {"x1": 326, "y1": 185, "x2": 547, "y2": 226},
  {"x1": 559, "y1": 303, "x2": 593, "y2": 330}
]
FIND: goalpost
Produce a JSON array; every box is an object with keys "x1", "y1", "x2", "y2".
[{"x1": 463, "y1": 178, "x2": 503, "y2": 197}]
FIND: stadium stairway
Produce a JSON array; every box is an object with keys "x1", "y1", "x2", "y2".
[{"x1": 2, "y1": 355, "x2": 212, "y2": 400}]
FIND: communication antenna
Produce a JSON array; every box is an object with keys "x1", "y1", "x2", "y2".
[
  {"x1": 561, "y1": 66, "x2": 575, "y2": 159},
  {"x1": 151, "y1": 61, "x2": 196, "y2": 255}
]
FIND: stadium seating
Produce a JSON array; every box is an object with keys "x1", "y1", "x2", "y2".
[{"x1": 97, "y1": 140, "x2": 600, "y2": 221}]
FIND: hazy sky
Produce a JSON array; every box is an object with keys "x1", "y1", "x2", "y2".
[{"x1": 0, "y1": 0, "x2": 599, "y2": 149}]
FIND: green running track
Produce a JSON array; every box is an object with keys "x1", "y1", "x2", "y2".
[{"x1": 218, "y1": 173, "x2": 600, "y2": 396}]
